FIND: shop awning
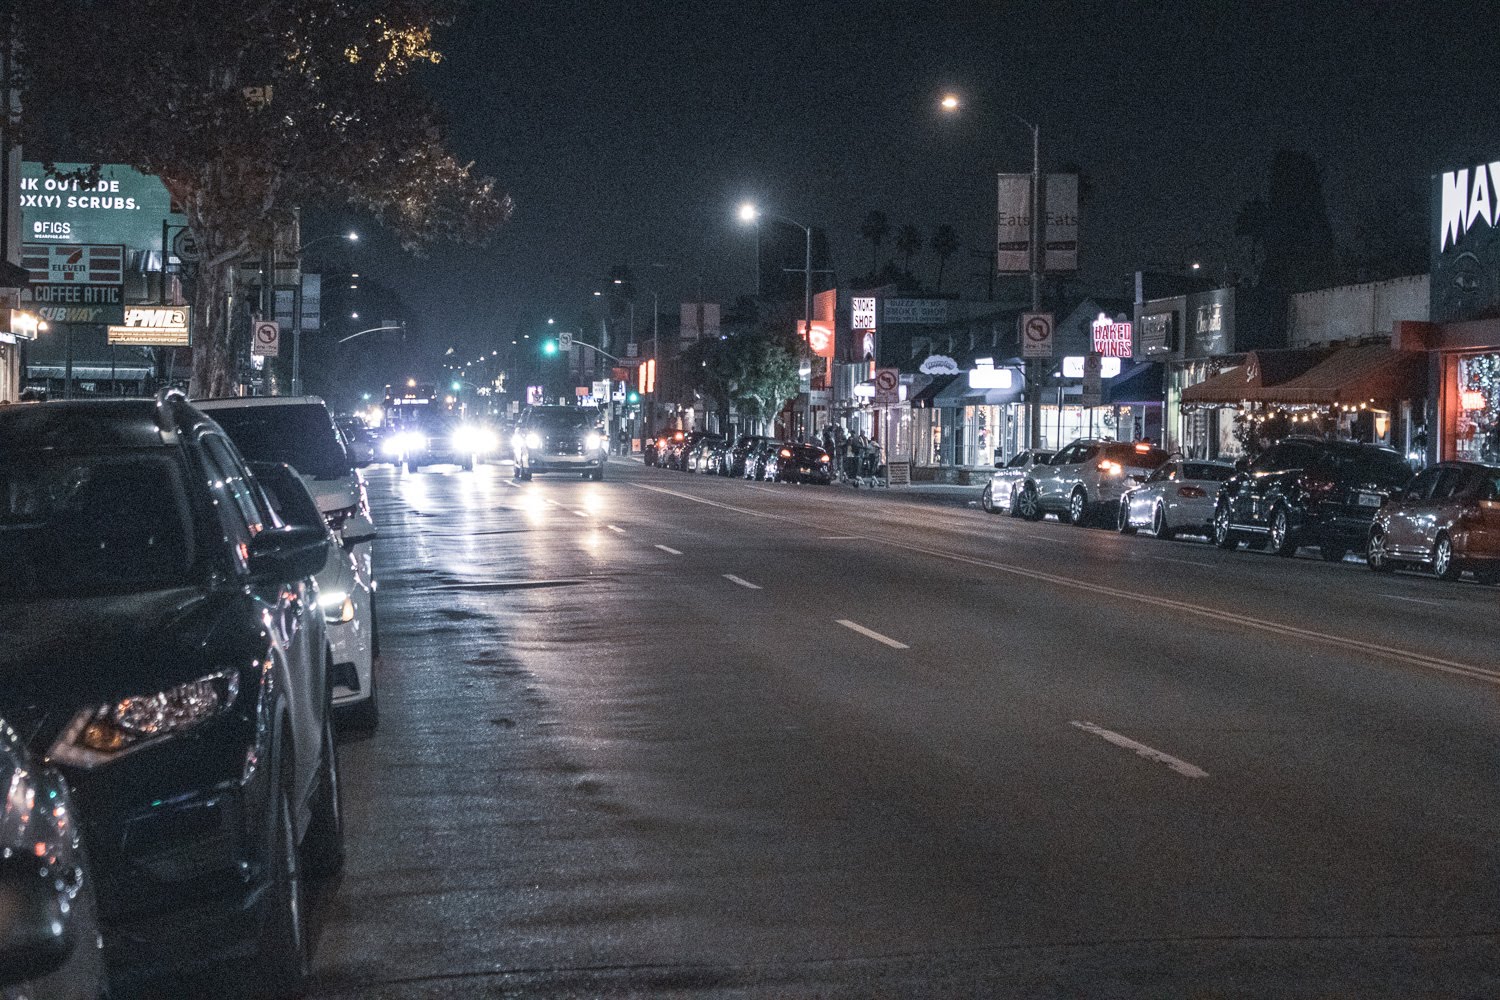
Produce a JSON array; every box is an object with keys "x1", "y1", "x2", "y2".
[
  {"x1": 932, "y1": 376, "x2": 1023, "y2": 407},
  {"x1": 1180, "y1": 348, "x2": 1331, "y2": 404},
  {"x1": 1255, "y1": 344, "x2": 1426, "y2": 404},
  {"x1": 909, "y1": 374, "x2": 957, "y2": 408},
  {"x1": 1105, "y1": 363, "x2": 1164, "y2": 406}
]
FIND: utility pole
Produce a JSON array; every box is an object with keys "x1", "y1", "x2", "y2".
[{"x1": 1026, "y1": 120, "x2": 1044, "y2": 452}]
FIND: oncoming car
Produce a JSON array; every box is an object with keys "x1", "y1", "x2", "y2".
[{"x1": 512, "y1": 406, "x2": 608, "y2": 480}]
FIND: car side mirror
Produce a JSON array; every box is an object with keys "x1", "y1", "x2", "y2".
[
  {"x1": 341, "y1": 513, "x2": 377, "y2": 548},
  {"x1": 248, "y1": 525, "x2": 330, "y2": 582},
  {"x1": 0, "y1": 857, "x2": 78, "y2": 986}
]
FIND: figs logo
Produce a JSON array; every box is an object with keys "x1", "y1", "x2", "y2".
[{"x1": 1438, "y1": 161, "x2": 1500, "y2": 252}]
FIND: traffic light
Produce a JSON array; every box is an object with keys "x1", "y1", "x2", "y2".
[
  {"x1": 542, "y1": 339, "x2": 558, "y2": 356},
  {"x1": 627, "y1": 390, "x2": 640, "y2": 404},
  {"x1": 451, "y1": 381, "x2": 461, "y2": 392}
]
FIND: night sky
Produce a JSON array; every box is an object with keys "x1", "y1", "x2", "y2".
[{"x1": 322, "y1": 1, "x2": 1500, "y2": 368}]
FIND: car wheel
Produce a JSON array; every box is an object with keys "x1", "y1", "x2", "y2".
[
  {"x1": 1153, "y1": 503, "x2": 1175, "y2": 541},
  {"x1": 1319, "y1": 543, "x2": 1348, "y2": 563},
  {"x1": 1213, "y1": 507, "x2": 1240, "y2": 550},
  {"x1": 1269, "y1": 506, "x2": 1297, "y2": 557},
  {"x1": 1017, "y1": 483, "x2": 1042, "y2": 521},
  {"x1": 405, "y1": 459, "x2": 418, "y2": 473},
  {"x1": 593, "y1": 468, "x2": 605, "y2": 482},
  {"x1": 461, "y1": 456, "x2": 474, "y2": 471},
  {"x1": 980, "y1": 483, "x2": 995, "y2": 514},
  {"x1": 303, "y1": 712, "x2": 345, "y2": 877},
  {"x1": 254, "y1": 780, "x2": 310, "y2": 995},
  {"x1": 1068, "y1": 489, "x2": 1089, "y2": 527},
  {"x1": 1432, "y1": 533, "x2": 1460, "y2": 581},
  {"x1": 1117, "y1": 500, "x2": 1137, "y2": 535},
  {"x1": 1367, "y1": 529, "x2": 1394, "y2": 573}
]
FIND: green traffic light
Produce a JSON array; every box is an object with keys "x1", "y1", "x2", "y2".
[
  {"x1": 542, "y1": 340, "x2": 558, "y2": 356},
  {"x1": 451, "y1": 381, "x2": 461, "y2": 392},
  {"x1": 627, "y1": 391, "x2": 640, "y2": 404}
]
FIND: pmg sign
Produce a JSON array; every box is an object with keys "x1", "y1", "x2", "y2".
[{"x1": 1433, "y1": 158, "x2": 1500, "y2": 323}]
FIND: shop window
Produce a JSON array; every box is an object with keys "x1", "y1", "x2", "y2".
[{"x1": 1456, "y1": 353, "x2": 1500, "y2": 463}]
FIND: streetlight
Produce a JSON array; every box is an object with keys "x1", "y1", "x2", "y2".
[
  {"x1": 284, "y1": 229, "x2": 359, "y2": 395},
  {"x1": 739, "y1": 201, "x2": 814, "y2": 435},
  {"x1": 940, "y1": 92, "x2": 1044, "y2": 449}
]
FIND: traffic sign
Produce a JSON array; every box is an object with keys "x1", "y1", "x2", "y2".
[
  {"x1": 1082, "y1": 352, "x2": 1102, "y2": 407},
  {"x1": 873, "y1": 367, "x2": 900, "y2": 405},
  {"x1": 170, "y1": 227, "x2": 200, "y2": 263},
  {"x1": 252, "y1": 320, "x2": 280, "y2": 358},
  {"x1": 1021, "y1": 312, "x2": 1054, "y2": 359},
  {"x1": 558, "y1": 331, "x2": 573, "y2": 352}
]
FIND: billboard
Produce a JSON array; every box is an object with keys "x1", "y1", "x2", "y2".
[
  {"x1": 20, "y1": 162, "x2": 184, "y2": 249},
  {"x1": 883, "y1": 298, "x2": 949, "y2": 325},
  {"x1": 18, "y1": 243, "x2": 125, "y2": 324},
  {"x1": 996, "y1": 173, "x2": 1079, "y2": 274},
  {"x1": 107, "y1": 305, "x2": 191, "y2": 347},
  {"x1": 1432, "y1": 158, "x2": 1500, "y2": 323},
  {"x1": 804, "y1": 289, "x2": 837, "y2": 389}
]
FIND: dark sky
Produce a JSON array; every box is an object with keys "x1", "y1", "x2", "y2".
[{"x1": 327, "y1": 1, "x2": 1500, "y2": 365}]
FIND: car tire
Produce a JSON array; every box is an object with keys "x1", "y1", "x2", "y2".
[
  {"x1": 1367, "y1": 529, "x2": 1394, "y2": 573},
  {"x1": 1319, "y1": 543, "x2": 1348, "y2": 563},
  {"x1": 254, "y1": 781, "x2": 310, "y2": 997},
  {"x1": 1432, "y1": 533, "x2": 1460, "y2": 581},
  {"x1": 405, "y1": 459, "x2": 418, "y2": 473},
  {"x1": 1269, "y1": 506, "x2": 1297, "y2": 557},
  {"x1": 592, "y1": 468, "x2": 604, "y2": 482},
  {"x1": 1068, "y1": 489, "x2": 1089, "y2": 527},
  {"x1": 461, "y1": 456, "x2": 474, "y2": 471},
  {"x1": 981, "y1": 483, "x2": 995, "y2": 514},
  {"x1": 1213, "y1": 507, "x2": 1240, "y2": 550},
  {"x1": 303, "y1": 713, "x2": 345, "y2": 877},
  {"x1": 1017, "y1": 483, "x2": 1042, "y2": 522},
  {"x1": 1117, "y1": 500, "x2": 1137, "y2": 535},
  {"x1": 1153, "y1": 503, "x2": 1175, "y2": 541}
]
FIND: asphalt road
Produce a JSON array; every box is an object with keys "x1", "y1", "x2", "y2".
[{"x1": 305, "y1": 457, "x2": 1500, "y2": 998}]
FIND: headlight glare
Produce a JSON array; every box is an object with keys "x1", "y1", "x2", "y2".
[
  {"x1": 585, "y1": 432, "x2": 602, "y2": 451},
  {"x1": 525, "y1": 432, "x2": 542, "y2": 449},
  {"x1": 320, "y1": 590, "x2": 355, "y2": 624}
]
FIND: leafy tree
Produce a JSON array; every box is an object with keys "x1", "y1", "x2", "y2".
[
  {"x1": 859, "y1": 210, "x2": 891, "y2": 275},
  {"x1": 679, "y1": 326, "x2": 799, "y2": 435},
  {"x1": 930, "y1": 224, "x2": 960, "y2": 292},
  {"x1": 895, "y1": 224, "x2": 924, "y2": 276},
  {"x1": 13, "y1": 1, "x2": 511, "y2": 396}
]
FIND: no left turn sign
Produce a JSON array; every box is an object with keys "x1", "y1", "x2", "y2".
[
  {"x1": 1021, "y1": 311, "x2": 1054, "y2": 359},
  {"x1": 252, "y1": 320, "x2": 280, "y2": 358}
]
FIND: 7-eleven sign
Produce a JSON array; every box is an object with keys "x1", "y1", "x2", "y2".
[{"x1": 21, "y1": 243, "x2": 125, "y2": 284}]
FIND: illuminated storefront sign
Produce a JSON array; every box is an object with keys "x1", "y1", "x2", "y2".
[
  {"x1": 1091, "y1": 314, "x2": 1133, "y2": 358},
  {"x1": 107, "y1": 306, "x2": 191, "y2": 347}
]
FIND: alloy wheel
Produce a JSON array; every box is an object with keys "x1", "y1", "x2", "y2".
[
  {"x1": 1018, "y1": 485, "x2": 1041, "y2": 521},
  {"x1": 1069, "y1": 491, "x2": 1087, "y2": 526},
  {"x1": 1214, "y1": 509, "x2": 1238, "y2": 550},
  {"x1": 1433, "y1": 535, "x2": 1458, "y2": 580},
  {"x1": 1154, "y1": 504, "x2": 1174, "y2": 540},
  {"x1": 981, "y1": 483, "x2": 994, "y2": 513},
  {"x1": 1367, "y1": 530, "x2": 1392, "y2": 572},
  {"x1": 1270, "y1": 508, "x2": 1295, "y2": 557}
]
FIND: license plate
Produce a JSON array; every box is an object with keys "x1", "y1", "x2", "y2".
[{"x1": 1356, "y1": 492, "x2": 1382, "y2": 507}]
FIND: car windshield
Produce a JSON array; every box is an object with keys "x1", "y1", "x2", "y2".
[
  {"x1": 533, "y1": 410, "x2": 595, "y2": 430},
  {"x1": 0, "y1": 451, "x2": 195, "y2": 597},
  {"x1": 1182, "y1": 463, "x2": 1233, "y2": 482},
  {"x1": 207, "y1": 404, "x2": 352, "y2": 480}
]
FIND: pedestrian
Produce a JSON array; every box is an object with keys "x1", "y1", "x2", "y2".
[
  {"x1": 821, "y1": 425, "x2": 834, "y2": 456},
  {"x1": 616, "y1": 426, "x2": 629, "y2": 455}
]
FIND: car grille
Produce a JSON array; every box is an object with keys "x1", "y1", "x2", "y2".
[{"x1": 545, "y1": 435, "x2": 581, "y2": 455}]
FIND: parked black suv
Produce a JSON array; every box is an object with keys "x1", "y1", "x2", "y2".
[
  {"x1": 1213, "y1": 437, "x2": 1414, "y2": 561},
  {"x1": 0, "y1": 395, "x2": 342, "y2": 995}
]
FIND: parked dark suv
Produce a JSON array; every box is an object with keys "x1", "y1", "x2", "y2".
[
  {"x1": 1213, "y1": 437, "x2": 1414, "y2": 561},
  {"x1": 0, "y1": 395, "x2": 342, "y2": 995}
]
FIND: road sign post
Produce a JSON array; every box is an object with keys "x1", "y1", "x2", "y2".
[
  {"x1": 1020, "y1": 312, "x2": 1054, "y2": 451},
  {"x1": 252, "y1": 320, "x2": 280, "y2": 359},
  {"x1": 873, "y1": 367, "x2": 900, "y2": 405}
]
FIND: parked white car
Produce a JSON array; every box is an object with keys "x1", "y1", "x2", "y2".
[
  {"x1": 980, "y1": 449, "x2": 1054, "y2": 515},
  {"x1": 195, "y1": 396, "x2": 381, "y2": 727},
  {"x1": 1017, "y1": 439, "x2": 1171, "y2": 525},
  {"x1": 1118, "y1": 458, "x2": 1235, "y2": 539}
]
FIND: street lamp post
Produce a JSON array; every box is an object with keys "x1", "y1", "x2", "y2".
[
  {"x1": 290, "y1": 229, "x2": 358, "y2": 395},
  {"x1": 739, "y1": 203, "x2": 813, "y2": 437}
]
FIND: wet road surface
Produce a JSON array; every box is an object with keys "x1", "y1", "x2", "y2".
[{"x1": 305, "y1": 458, "x2": 1500, "y2": 997}]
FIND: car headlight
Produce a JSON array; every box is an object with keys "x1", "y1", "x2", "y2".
[
  {"x1": 49, "y1": 670, "x2": 242, "y2": 768},
  {"x1": 320, "y1": 589, "x2": 356, "y2": 624},
  {"x1": 380, "y1": 437, "x2": 402, "y2": 456},
  {"x1": 525, "y1": 432, "x2": 542, "y2": 449},
  {"x1": 585, "y1": 432, "x2": 602, "y2": 451}
]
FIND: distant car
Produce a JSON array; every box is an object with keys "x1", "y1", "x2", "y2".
[
  {"x1": 379, "y1": 416, "x2": 497, "y2": 471},
  {"x1": 335, "y1": 416, "x2": 377, "y2": 466},
  {"x1": 1367, "y1": 460, "x2": 1500, "y2": 581},
  {"x1": 1118, "y1": 458, "x2": 1235, "y2": 539},
  {"x1": 676, "y1": 431, "x2": 723, "y2": 472},
  {"x1": 0, "y1": 716, "x2": 105, "y2": 1000},
  {"x1": 728, "y1": 435, "x2": 776, "y2": 478},
  {"x1": 0, "y1": 395, "x2": 341, "y2": 994},
  {"x1": 195, "y1": 395, "x2": 380, "y2": 722},
  {"x1": 686, "y1": 433, "x2": 727, "y2": 473},
  {"x1": 765, "y1": 442, "x2": 834, "y2": 484},
  {"x1": 1213, "y1": 437, "x2": 1413, "y2": 561},
  {"x1": 644, "y1": 429, "x2": 684, "y2": 468},
  {"x1": 703, "y1": 436, "x2": 736, "y2": 475},
  {"x1": 513, "y1": 406, "x2": 607, "y2": 480},
  {"x1": 742, "y1": 438, "x2": 786, "y2": 481},
  {"x1": 981, "y1": 449, "x2": 1054, "y2": 515},
  {"x1": 1017, "y1": 439, "x2": 1170, "y2": 525}
]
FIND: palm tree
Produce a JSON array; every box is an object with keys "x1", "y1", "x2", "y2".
[
  {"x1": 859, "y1": 210, "x2": 891, "y2": 275},
  {"x1": 930, "y1": 224, "x2": 960, "y2": 292},
  {"x1": 895, "y1": 224, "x2": 923, "y2": 276}
]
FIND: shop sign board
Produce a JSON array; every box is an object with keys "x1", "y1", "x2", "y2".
[
  {"x1": 852, "y1": 296, "x2": 877, "y2": 330},
  {"x1": 1062, "y1": 355, "x2": 1122, "y2": 378},
  {"x1": 1140, "y1": 312, "x2": 1174, "y2": 357},
  {"x1": 20, "y1": 162, "x2": 184, "y2": 249},
  {"x1": 1432, "y1": 157, "x2": 1500, "y2": 323},
  {"x1": 107, "y1": 305, "x2": 191, "y2": 347},
  {"x1": 883, "y1": 298, "x2": 949, "y2": 325},
  {"x1": 1091, "y1": 314, "x2": 1133, "y2": 358},
  {"x1": 1021, "y1": 311, "x2": 1054, "y2": 358}
]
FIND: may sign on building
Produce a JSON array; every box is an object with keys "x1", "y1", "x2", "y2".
[
  {"x1": 108, "y1": 306, "x2": 191, "y2": 347},
  {"x1": 1432, "y1": 158, "x2": 1500, "y2": 323}
]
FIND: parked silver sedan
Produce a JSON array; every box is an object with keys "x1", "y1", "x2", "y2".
[
  {"x1": 1118, "y1": 458, "x2": 1235, "y2": 539},
  {"x1": 980, "y1": 449, "x2": 1054, "y2": 515}
]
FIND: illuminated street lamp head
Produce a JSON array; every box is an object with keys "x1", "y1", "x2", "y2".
[
  {"x1": 593, "y1": 290, "x2": 603, "y2": 296},
  {"x1": 737, "y1": 202, "x2": 759, "y2": 224},
  {"x1": 451, "y1": 381, "x2": 461, "y2": 392},
  {"x1": 547, "y1": 317, "x2": 555, "y2": 324},
  {"x1": 350, "y1": 312, "x2": 359, "y2": 320},
  {"x1": 612, "y1": 278, "x2": 623, "y2": 285},
  {"x1": 347, "y1": 231, "x2": 359, "y2": 242},
  {"x1": 940, "y1": 93, "x2": 961, "y2": 112},
  {"x1": 1190, "y1": 261, "x2": 1202, "y2": 270}
]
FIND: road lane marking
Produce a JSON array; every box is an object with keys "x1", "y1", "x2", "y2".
[
  {"x1": 1071, "y1": 721, "x2": 1208, "y2": 779},
  {"x1": 654, "y1": 544, "x2": 683, "y2": 555},
  {"x1": 820, "y1": 535, "x2": 862, "y2": 540},
  {"x1": 723, "y1": 574, "x2": 762, "y2": 590},
  {"x1": 606, "y1": 524, "x2": 626, "y2": 534},
  {"x1": 572, "y1": 510, "x2": 589, "y2": 518},
  {"x1": 1150, "y1": 555, "x2": 1215, "y2": 568},
  {"x1": 634, "y1": 481, "x2": 1499, "y2": 685},
  {"x1": 835, "y1": 619, "x2": 909, "y2": 649},
  {"x1": 1385, "y1": 594, "x2": 1444, "y2": 607}
]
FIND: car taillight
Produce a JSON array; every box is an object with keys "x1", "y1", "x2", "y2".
[
  {"x1": 324, "y1": 504, "x2": 357, "y2": 532},
  {"x1": 1177, "y1": 486, "x2": 1207, "y2": 499},
  {"x1": 1097, "y1": 460, "x2": 1123, "y2": 475},
  {"x1": 819, "y1": 454, "x2": 831, "y2": 463},
  {"x1": 779, "y1": 448, "x2": 793, "y2": 458}
]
